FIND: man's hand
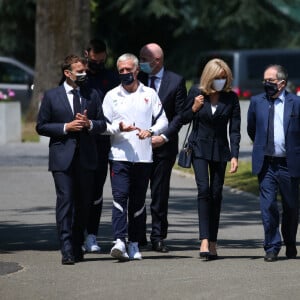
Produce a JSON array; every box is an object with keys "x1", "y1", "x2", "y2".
[
  {"x1": 65, "y1": 119, "x2": 85, "y2": 132},
  {"x1": 137, "y1": 129, "x2": 152, "y2": 139},
  {"x1": 152, "y1": 135, "x2": 166, "y2": 148},
  {"x1": 229, "y1": 157, "x2": 238, "y2": 173},
  {"x1": 75, "y1": 110, "x2": 90, "y2": 128},
  {"x1": 119, "y1": 121, "x2": 139, "y2": 132}
]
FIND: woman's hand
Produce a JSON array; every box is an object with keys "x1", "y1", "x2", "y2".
[
  {"x1": 192, "y1": 94, "x2": 204, "y2": 113},
  {"x1": 229, "y1": 157, "x2": 238, "y2": 173}
]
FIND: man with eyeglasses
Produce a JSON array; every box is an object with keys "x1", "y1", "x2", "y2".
[{"x1": 248, "y1": 64, "x2": 300, "y2": 262}]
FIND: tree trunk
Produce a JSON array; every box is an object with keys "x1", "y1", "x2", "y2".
[{"x1": 26, "y1": 0, "x2": 90, "y2": 121}]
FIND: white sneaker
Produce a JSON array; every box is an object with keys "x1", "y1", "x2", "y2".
[
  {"x1": 110, "y1": 239, "x2": 129, "y2": 261},
  {"x1": 84, "y1": 234, "x2": 101, "y2": 253},
  {"x1": 128, "y1": 242, "x2": 142, "y2": 260}
]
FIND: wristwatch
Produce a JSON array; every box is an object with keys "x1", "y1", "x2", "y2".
[{"x1": 147, "y1": 128, "x2": 154, "y2": 136}]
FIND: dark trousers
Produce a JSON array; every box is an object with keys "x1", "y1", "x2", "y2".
[
  {"x1": 149, "y1": 154, "x2": 176, "y2": 242},
  {"x1": 192, "y1": 158, "x2": 227, "y2": 242},
  {"x1": 258, "y1": 158, "x2": 299, "y2": 254},
  {"x1": 86, "y1": 140, "x2": 110, "y2": 236},
  {"x1": 110, "y1": 161, "x2": 152, "y2": 242},
  {"x1": 52, "y1": 151, "x2": 94, "y2": 257}
]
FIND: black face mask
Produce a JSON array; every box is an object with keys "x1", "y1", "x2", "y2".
[
  {"x1": 88, "y1": 61, "x2": 105, "y2": 73},
  {"x1": 74, "y1": 73, "x2": 87, "y2": 87},
  {"x1": 263, "y1": 81, "x2": 279, "y2": 98},
  {"x1": 119, "y1": 72, "x2": 134, "y2": 86}
]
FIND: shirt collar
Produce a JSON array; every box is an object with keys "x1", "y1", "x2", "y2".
[
  {"x1": 118, "y1": 81, "x2": 144, "y2": 96},
  {"x1": 64, "y1": 81, "x2": 78, "y2": 94},
  {"x1": 152, "y1": 67, "x2": 164, "y2": 80},
  {"x1": 277, "y1": 90, "x2": 285, "y2": 103}
]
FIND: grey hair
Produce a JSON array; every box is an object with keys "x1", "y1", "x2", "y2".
[
  {"x1": 266, "y1": 64, "x2": 288, "y2": 83},
  {"x1": 117, "y1": 53, "x2": 139, "y2": 69}
]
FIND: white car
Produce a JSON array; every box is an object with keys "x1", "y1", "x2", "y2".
[{"x1": 0, "y1": 56, "x2": 34, "y2": 113}]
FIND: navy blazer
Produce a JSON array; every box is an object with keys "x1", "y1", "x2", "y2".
[
  {"x1": 139, "y1": 70, "x2": 187, "y2": 157},
  {"x1": 247, "y1": 91, "x2": 300, "y2": 177},
  {"x1": 36, "y1": 85, "x2": 107, "y2": 171},
  {"x1": 181, "y1": 85, "x2": 241, "y2": 162}
]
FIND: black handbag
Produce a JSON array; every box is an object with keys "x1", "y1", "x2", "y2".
[{"x1": 178, "y1": 122, "x2": 193, "y2": 168}]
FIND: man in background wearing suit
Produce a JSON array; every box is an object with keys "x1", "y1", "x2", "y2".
[
  {"x1": 247, "y1": 64, "x2": 300, "y2": 262},
  {"x1": 82, "y1": 39, "x2": 119, "y2": 253},
  {"x1": 36, "y1": 55, "x2": 107, "y2": 265},
  {"x1": 139, "y1": 43, "x2": 187, "y2": 252}
]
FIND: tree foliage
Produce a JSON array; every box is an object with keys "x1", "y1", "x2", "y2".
[
  {"x1": 1, "y1": 0, "x2": 300, "y2": 118},
  {"x1": 0, "y1": 0, "x2": 35, "y2": 66},
  {"x1": 93, "y1": 0, "x2": 300, "y2": 78}
]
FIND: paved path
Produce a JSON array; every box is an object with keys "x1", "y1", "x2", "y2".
[{"x1": 0, "y1": 143, "x2": 300, "y2": 299}]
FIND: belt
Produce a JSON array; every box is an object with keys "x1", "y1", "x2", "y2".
[{"x1": 265, "y1": 156, "x2": 286, "y2": 164}]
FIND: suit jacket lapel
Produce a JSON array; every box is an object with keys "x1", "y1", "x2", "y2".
[
  {"x1": 58, "y1": 85, "x2": 73, "y2": 117},
  {"x1": 284, "y1": 92, "x2": 294, "y2": 136},
  {"x1": 158, "y1": 71, "x2": 170, "y2": 103},
  {"x1": 213, "y1": 101, "x2": 225, "y2": 118},
  {"x1": 203, "y1": 100, "x2": 213, "y2": 119},
  {"x1": 260, "y1": 95, "x2": 270, "y2": 133}
]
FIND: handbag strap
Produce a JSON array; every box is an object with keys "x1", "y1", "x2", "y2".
[{"x1": 182, "y1": 122, "x2": 192, "y2": 147}]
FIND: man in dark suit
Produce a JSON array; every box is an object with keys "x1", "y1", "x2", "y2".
[
  {"x1": 82, "y1": 39, "x2": 120, "y2": 253},
  {"x1": 139, "y1": 43, "x2": 187, "y2": 252},
  {"x1": 36, "y1": 55, "x2": 107, "y2": 265},
  {"x1": 248, "y1": 64, "x2": 300, "y2": 262}
]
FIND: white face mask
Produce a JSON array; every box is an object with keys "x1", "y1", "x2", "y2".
[{"x1": 212, "y1": 79, "x2": 226, "y2": 91}]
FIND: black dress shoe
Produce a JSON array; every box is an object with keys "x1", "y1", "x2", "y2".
[
  {"x1": 199, "y1": 251, "x2": 209, "y2": 260},
  {"x1": 74, "y1": 248, "x2": 84, "y2": 262},
  {"x1": 152, "y1": 240, "x2": 169, "y2": 253},
  {"x1": 139, "y1": 237, "x2": 148, "y2": 247},
  {"x1": 62, "y1": 255, "x2": 74, "y2": 265},
  {"x1": 264, "y1": 252, "x2": 278, "y2": 262},
  {"x1": 208, "y1": 253, "x2": 218, "y2": 260},
  {"x1": 286, "y1": 245, "x2": 297, "y2": 259}
]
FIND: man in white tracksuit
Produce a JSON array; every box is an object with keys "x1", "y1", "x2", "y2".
[{"x1": 102, "y1": 53, "x2": 168, "y2": 261}]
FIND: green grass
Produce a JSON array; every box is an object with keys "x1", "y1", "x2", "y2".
[
  {"x1": 224, "y1": 161, "x2": 258, "y2": 196},
  {"x1": 175, "y1": 161, "x2": 259, "y2": 196},
  {"x1": 22, "y1": 121, "x2": 39, "y2": 142}
]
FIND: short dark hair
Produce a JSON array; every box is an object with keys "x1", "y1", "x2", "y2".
[
  {"x1": 86, "y1": 39, "x2": 107, "y2": 54},
  {"x1": 61, "y1": 54, "x2": 86, "y2": 72}
]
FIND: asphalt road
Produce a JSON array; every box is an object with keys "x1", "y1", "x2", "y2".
[{"x1": 0, "y1": 143, "x2": 300, "y2": 300}]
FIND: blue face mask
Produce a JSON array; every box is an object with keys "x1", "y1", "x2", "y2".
[
  {"x1": 119, "y1": 72, "x2": 134, "y2": 86},
  {"x1": 139, "y1": 62, "x2": 153, "y2": 74}
]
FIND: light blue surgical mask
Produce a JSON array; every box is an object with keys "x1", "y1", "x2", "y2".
[
  {"x1": 139, "y1": 62, "x2": 153, "y2": 74},
  {"x1": 212, "y1": 79, "x2": 226, "y2": 91}
]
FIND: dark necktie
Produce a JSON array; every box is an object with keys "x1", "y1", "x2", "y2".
[
  {"x1": 265, "y1": 100, "x2": 275, "y2": 155},
  {"x1": 71, "y1": 89, "x2": 81, "y2": 116},
  {"x1": 150, "y1": 76, "x2": 157, "y2": 91}
]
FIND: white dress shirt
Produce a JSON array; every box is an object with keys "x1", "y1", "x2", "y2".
[
  {"x1": 148, "y1": 67, "x2": 164, "y2": 93},
  {"x1": 273, "y1": 90, "x2": 286, "y2": 157}
]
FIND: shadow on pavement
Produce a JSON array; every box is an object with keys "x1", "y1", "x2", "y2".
[{"x1": 0, "y1": 180, "x2": 263, "y2": 254}]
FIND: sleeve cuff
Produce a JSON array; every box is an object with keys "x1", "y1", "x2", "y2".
[
  {"x1": 160, "y1": 134, "x2": 169, "y2": 142},
  {"x1": 88, "y1": 120, "x2": 93, "y2": 131}
]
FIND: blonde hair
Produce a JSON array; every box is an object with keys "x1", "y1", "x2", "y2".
[{"x1": 199, "y1": 58, "x2": 233, "y2": 94}]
